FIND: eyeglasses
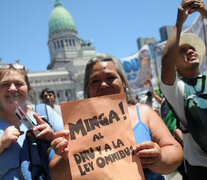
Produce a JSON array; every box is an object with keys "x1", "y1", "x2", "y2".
[{"x1": 0, "y1": 63, "x2": 25, "y2": 70}]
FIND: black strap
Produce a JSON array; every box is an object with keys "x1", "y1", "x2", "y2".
[
  {"x1": 183, "y1": 74, "x2": 206, "y2": 94},
  {"x1": 201, "y1": 75, "x2": 206, "y2": 93},
  {"x1": 18, "y1": 136, "x2": 36, "y2": 180},
  {"x1": 27, "y1": 136, "x2": 35, "y2": 180},
  {"x1": 36, "y1": 139, "x2": 48, "y2": 180},
  {"x1": 163, "y1": 98, "x2": 188, "y2": 133},
  {"x1": 194, "y1": 75, "x2": 206, "y2": 95},
  {"x1": 18, "y1": 147, "x2": 25, "y2": 180}
]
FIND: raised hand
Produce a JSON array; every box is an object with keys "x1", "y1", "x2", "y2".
[
  {"x1": 181, "y1": 0, "x2": 207, "y2": 16},
  {"x1": 177, "y1": 1, "x2": 193, "y2": 25},
  {"x1": 33, "y1": 112, "x2": 55, "y2": 141}
]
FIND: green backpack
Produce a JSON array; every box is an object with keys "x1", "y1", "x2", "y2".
[
  {"x1": 182, "y1": 72, "x2": 207, "y2": 154},
  {"x1": 160, "y1": 99, "x2": 177, "y2": 135}
]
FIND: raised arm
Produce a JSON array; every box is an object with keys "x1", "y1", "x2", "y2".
[
  {"x1": 161, "y1": 1, "x2": 188, "y2": 85},
  {"x1": 147, "y1": 77, "x2": 162, "y2": 104},
  {"x1": 162, "y1": 0, "x2": 207, "y2": 85}
]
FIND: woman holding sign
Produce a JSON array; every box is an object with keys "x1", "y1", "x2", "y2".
[{"x1": 50, "y1": 53, "x2": 183, "y2": 180}]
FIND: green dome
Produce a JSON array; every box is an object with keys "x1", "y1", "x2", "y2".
[{"x1": 49, "y1": 0, "x2": 76, "y2": 33}]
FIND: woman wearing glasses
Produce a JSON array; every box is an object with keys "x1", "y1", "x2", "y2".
[
  {"x1": 0, "y1": 64, "x2": 63, "y2": 179},
  {"x1": 49, "y1": 53, "x2": 183, "y2": 180}
]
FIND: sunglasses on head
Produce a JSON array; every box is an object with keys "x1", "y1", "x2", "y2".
[{"x1": 0, "y1": 63, "x2": 25, "y2": 70}]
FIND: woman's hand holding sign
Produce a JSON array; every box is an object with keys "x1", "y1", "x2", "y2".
[
  {"x1": 51, "y1": 130, "x2": 70, "y2": 160},
  {"x1": 133, "y1": 141, "x2": 162, "y2": 171},
  {"x1": 50, "y1": 129, "x2": 72, "y2": 180}
]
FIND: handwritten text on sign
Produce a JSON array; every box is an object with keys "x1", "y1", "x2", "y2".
[{"x1": 61, "y1": 93, "x2": 144, "y2": 180}]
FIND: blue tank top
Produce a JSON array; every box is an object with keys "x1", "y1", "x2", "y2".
[{"x1": 133, "y1": 104, "x2": 165, "y2": 180}]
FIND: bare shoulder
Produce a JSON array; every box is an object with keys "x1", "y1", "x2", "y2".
[
  {"x1": 133, "y1": 104, "x2": 156, "y2": 128},
  {"x1": 127, "y1": 104, "x2": 138, "y2": 128},
  {"x1": 137, "y1": 103, "x2": 155, "y2": 117},
  {"x1": 137, "y1": 103, "x2": 165, "y2": 128},
  {"x1": 128, "y1": 103, "x2": 155, "y2": 128},
  {"x1": 127, "y1": 103, "x2": 152, "y2": 116}
]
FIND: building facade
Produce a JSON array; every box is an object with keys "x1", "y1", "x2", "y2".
[{"x1": 28, "y1": 0, "x2": 96, "y2": 104}]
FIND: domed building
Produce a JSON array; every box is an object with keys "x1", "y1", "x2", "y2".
[{"x1": 28, "y1": 0, "x2": 96, "y2": 104}]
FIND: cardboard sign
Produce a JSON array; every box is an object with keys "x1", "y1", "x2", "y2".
[{"x1": 61, "y1": 93, "x2": 145, "y2": 180}]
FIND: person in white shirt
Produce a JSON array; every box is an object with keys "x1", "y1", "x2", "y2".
[{"x1": 160, "y1": 0, "x2": 207, "y2": 179}]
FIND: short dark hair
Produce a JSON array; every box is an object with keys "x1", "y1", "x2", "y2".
[{"x1": 41, "y1": 88, "x2": 55, "y2": 99}]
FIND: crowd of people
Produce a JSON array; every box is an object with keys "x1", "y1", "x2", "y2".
[{"x1": 0, "y1": 0, "x2": 207, "y2": 179}]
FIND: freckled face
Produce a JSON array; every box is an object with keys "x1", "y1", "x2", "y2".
[
  {"x1": 89, "y1": 61, "x2": 125, "y2": 98},
  {"x1": 0, "y1": 70, "x2": 28, "y2": 113}
]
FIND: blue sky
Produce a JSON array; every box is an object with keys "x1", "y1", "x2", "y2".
[{"x1": 0, "y1": 0, "x2": 198, "y2": 72}]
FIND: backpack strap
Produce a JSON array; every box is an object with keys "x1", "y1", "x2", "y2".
[
  {"x1": 36, "y1": 139, "x2": 51, "y2": 180},
  {"x1": 34, "y1": 104, "x2": 53, "y2": 129},
  {"x1": 34, "y1": 104, "x2": 49, "y2": 122},
  {"x1": 163, "y1": 98, "x2": 188, "y2": 133},
  {"x1": 19, "y1": 136, "x2": 37, "y2": 180},
  {"x1": 182, "y1": 74, "x2": 206, "y2": 95}
]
